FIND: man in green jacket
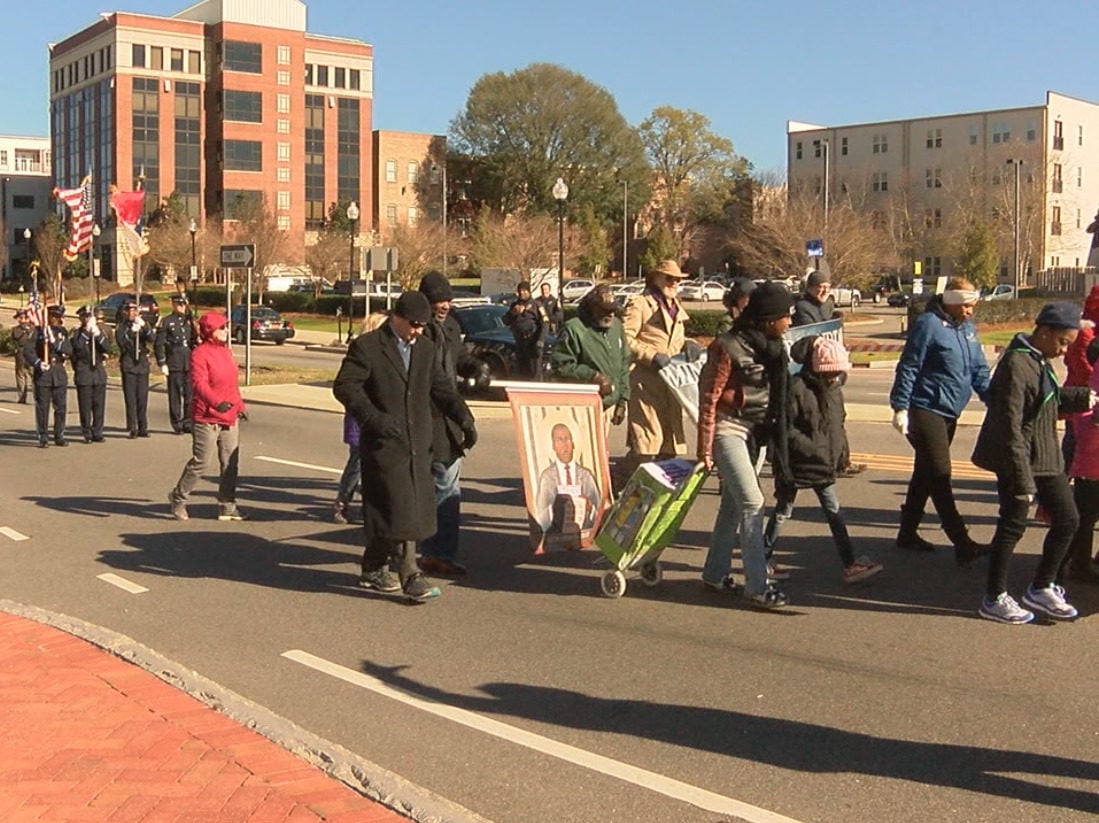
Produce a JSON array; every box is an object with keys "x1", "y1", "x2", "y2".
[{"x1": 550, "y1": 284, "x2": 630, "y2": 429}]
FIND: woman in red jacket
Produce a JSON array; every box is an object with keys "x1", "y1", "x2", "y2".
[{"x1": 168, "y1": 312, "x2": 247, "y2": 521}]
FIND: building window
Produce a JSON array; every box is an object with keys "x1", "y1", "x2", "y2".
[
  {"x1": 317, "y1": 65, "x2": 328, "y2": 86},
  {"x1": 386, "y1": 204, "x2": 397, "y2": 226},
  {"x1": 305, "y1": 94, "x2": 325, "y2": 229},
  {"x1": 1079, "y1": 124, "x2": 1085, "y2": 146},
  {"x1": 277, "y1": 215, "x2": 291, "y2": 231},
  {"x1": 170, "y1": 48, "x2": 183, "y2": 72},
  {"x1": 277, "y1": 142, "x2": 290, "y2": 162},
  {"x1": 276, "y1": 93, "x2": 290, "y2": 113},
  {"x1": 1078, "y1": 208, "x2": 1083, "y2": 229},
  {"x1": 277, "y1": 118, "x2": 290, "y2": 134},
  {"x1": 1053, "y1": 163, "x2": 1063, "y2": 193},
  {"x1": 795, "y1": 142, "x2": 802, "y2": 160},
  {"x1": 926, "y1": 128, "x2": 942, "y2": 148},
  {"x1": 924, "y1": 208, "x2": 942, "y2": 228},
  {"x1": 925, "y1": 168, "x2": 942, "y2": 189},
  {"x1": 969, "y1": 125, "x2": 979, "y2": 145},
  {"x1": 12, "y1": 195, "x2": 34, "y2": 209},
  {"x1": 408, "y1": 207, "x2": 418, "y2": 226},
  {"x1": 132, "y1": 44, "x2": 145, "y2": 68},
  {"x1": 992, "y1": 122, "x2": 1010, "y2": 143},
  {"x1": 277, "y1": 70, "x2": 290, "y2": 86},
  {"x1": 277, "y1": 167, "x2": 290, "y2": 182},
  {"x1": 923, "y1": 256, "x2": 942, "y2": 277},
  {"x1": 872, "y1": 172, "x2": 888, "y2": 192},
  {"x1": 223, "y1": 189, "x2": 263, "y2": 220},
  {"x1": 223, "y1": 40, "x2": 262, "y2": 73},
  {"x1": 840, "y1": 137, "x2": 847, "y2": 156},
  {"x1": 349, "y1": 69, "x2": 360, "y2": 91},
  {"x1": 1026, "y1": 121, "x2": 1037, "y2": 141},
  {"x1": 872, "y1": 133, "x2": 888, "y2": 154},
  {"x1": 337, "y1": 98, "x2": 360, "y2": 205},
  {"x1": 407, "y1": 161, "x2": 418, "y2": 183},
  {"x1": 174, "y1": 81, "x2": 201, "y2": 217},
  {"x1": 224, "y1": 140, "x2": 263, "y2": 171},
  {"x1": 335, "y1": 67, "x2": 345, "y2": 88},
  {"x1": 1053, "y1": 120, "x2": 1064, "y2": 150},
  {"x1": 385, "y1": 159, "x2": 397, "y2": 183},
  {"x1": 1079, "y1": 167, "x2": 1084, "y2": 187},
  {"x1": 0, "y1": 150, "x2": 8, "y2": 166},
  {"x1": 132, "y1": 77, "x2": 160, "y2": 209},
  {"x1": 304, "y1": 64, "x2": 314, "y2": 85},
  {"x1": 277, "y1": 45, "x2": 290, "y2": 65},
  {"x1": 277, "y1": 191, "x2": 290, "y2": 211},
  {"x1": 149, "y1": 46, "x2": 163, "y2": 71},
  {"x1": 1051, "y1": 206, "x2": 1062, "y2": 235},
  {"x1": 813, "y1": 140, "x2": 824, "y2": 159},
  {"x1": 188, "y1": 50, "x2": 201, "y2": 74},
  {"x1": 223, "y1": 90, "x2": 262, "y2": 122}
]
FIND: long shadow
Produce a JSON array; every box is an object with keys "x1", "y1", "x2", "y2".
[{"x1": 355, "y1": 661, "x2": 1099, "y2": 815}]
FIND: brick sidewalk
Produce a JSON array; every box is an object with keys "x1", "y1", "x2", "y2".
[{"x1": 0, "y1": 613, "x2": 407, "y2": 822}]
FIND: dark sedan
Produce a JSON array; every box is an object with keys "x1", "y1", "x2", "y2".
[
  {"x1": 452, "y1": 304, "x2": 557, "y2": 382},
  {"x1": 886, "y1": 291, "x2": 913, "y2": 308},
  {"x1": 95, "y1": 292, "x2": 160, "y2": 327},
  {"x1": 229, "y1": 305, "x2": 295, "y2": 345}
]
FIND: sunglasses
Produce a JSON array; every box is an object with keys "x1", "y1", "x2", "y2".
[{"x1": 409, "y1": 321, "x2": 426, "y2": 329}]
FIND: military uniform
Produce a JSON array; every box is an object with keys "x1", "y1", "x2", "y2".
[
  {"x1": 155, "y1": 296, "x2": 197, "y2": 433},
  {"x1": 115, "y1": 303, "x2": 155, "y2": 437},
  {"x1": 71, "y1": 307, "x2": 115, "y2": 442},
  {"x1": 11, "y1": 310, "x2": 34, "y2": 403},
  {"x1": 23, "y1": 307, "x2": 72, "y2": 447}
]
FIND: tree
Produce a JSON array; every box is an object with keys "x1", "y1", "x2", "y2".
[
  {"x1": 217, "y1": 193, "x2": 292, "y2": 301},
  {"x1": 387, "y1": 220, "x2": 445, "y2": 288},
  {"x1": 307, "y1": 200, "x2": 360, "y2": 286},
  {"x1": 467, "y1": 206, "x2": 563, "y2": 276},
  {"x1": 573, "y1": 203, "x2": 610, "y2": 278},
  {"x1": 145, "y1": 192, "x2": 196, "y2": 282},
  {"x1": 639, "y1": 223, "x2": 679, "y2": 273},
  {"x1": 638, "y1": 106, "x2": 750, "y2": 256},
  {"x1": 951, "y1": 221, "x2": 999, "y2": 288},
  {"x1": 450, "y1": 63, "x2": 649, "y2": 223},
  {"x1": 29, "y1": 213, "x2": 69, "y2": 300}
]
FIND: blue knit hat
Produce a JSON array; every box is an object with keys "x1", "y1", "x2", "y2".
[{"x1": 1034, "y1": 302, "x2": 1082, "y2": 330}]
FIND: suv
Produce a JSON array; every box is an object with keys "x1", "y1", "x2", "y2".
[
  {"x1": 95, "y1": 292, "x2": 160, "y2": 328},
  {"x1": 229, "y1": 305, "x2": 295, "y2": 345}
]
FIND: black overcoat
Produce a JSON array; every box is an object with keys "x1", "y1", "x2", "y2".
[{"x1": 332, "y1": 322, "x2": 473, "y2": 542}]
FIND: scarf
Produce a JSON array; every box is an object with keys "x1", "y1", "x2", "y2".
[{"x1": 740, "y1": 327, "x2": 792, "y2": 490}]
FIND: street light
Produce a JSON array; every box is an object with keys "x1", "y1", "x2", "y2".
[
  {"x1": 438, "y1": 163, "x2": 448, "y2": 276},
  {"x1": 553, "y1": 177, "x2": 568, "y2": 283},
  {"x1": 188, "y1": 218, "x2": 198, "y2": 305},
  {"x1": 91, "y1": 224, "x2": 102, "y2": 305},
  {"x1": 1006, "y1": 159, "x2": 1023, "y2": 297},
  {"x1": 346, "y1": 200, "x2": 359, "y2": 343},
  {"x1": 22, "y1": 227, "x2": 31, "y2": 287}
]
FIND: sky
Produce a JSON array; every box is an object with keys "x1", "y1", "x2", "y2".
[{"x1": 8, "y1": 0, "x2": 1099, "y2": 175}]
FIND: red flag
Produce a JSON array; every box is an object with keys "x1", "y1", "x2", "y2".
[
  {"x1": 110, "y1": 186, "x2": 147, "y2": 258},
  {"x1": 54, "y1": 174, "x2": 94, "y2": 261}
]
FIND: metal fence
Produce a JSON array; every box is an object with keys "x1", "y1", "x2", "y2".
[{"x1": 1034, "y1": 267, "x2": 1099, "y2": 296}]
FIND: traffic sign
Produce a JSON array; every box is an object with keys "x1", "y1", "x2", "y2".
[
  {"x1": 806, "y1": 239, "x2": 824, "y2": 258},
  {"x1": 220, "y1": 244, "x2": 255, "y2": 267},
  {"x1": 365, "y1": 246, "x2": 399, "y2": 272}
]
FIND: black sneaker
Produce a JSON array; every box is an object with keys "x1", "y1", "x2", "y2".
[
  {"x1": 402, "y1": 573, "x2": 441, "y2": 602},
  {"x1": 896, "y1": 533, "x2": 936, "y2": 552},
  {"x1": 746, "y1": 584, "x2": 789, "y2": 610},
  {"x1": 358, "y1": 568, "x2": 400, "y2": 593}
]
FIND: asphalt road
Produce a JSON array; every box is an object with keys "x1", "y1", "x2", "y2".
[{"x1": 1, "y1": 363, "x2": 1097, "y2": 823}]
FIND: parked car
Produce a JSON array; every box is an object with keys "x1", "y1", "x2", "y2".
[
  {"x1": 982, "y1": 284, "x2": 1016, "y2": 301},
  {"x1": 95, "y1": 292, "x2": 160, "y2": 328},
  {"x1": 288, "y1": 281, "x2": 334, "y2": 295},
  {"x1": 608, "y1": 281, "x2": 646, "y2": 307},
  {"x1": 561, "y1": 279, "x2": 595, "y2": 303},
  {"x1": 678, "y1": 280, "x2": 726, "y2": 302},
  {"x1": 831, "y1": 285, "x2": 862, "y2": 308},
  {"x1": 229, "y1": 305, "x2": 295, "y2": 345},
  {"x1": 886, "y1": 290, "x2": 914, "y2": 308},
  {"x1": 451, "y1": 303, "x2": 557, "y2": 384}
]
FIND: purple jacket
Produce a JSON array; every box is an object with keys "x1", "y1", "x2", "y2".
[{"x1": 343, "y1": 413, "x2": 361, "y2": 448}]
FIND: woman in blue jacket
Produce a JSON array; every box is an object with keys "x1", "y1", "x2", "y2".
[{"x1": 889, "y1": 278, "x2": 990, "y2": 563}]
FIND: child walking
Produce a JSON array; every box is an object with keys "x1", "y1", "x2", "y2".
[{"x1": 763, "y1": 336, "x2": 883, "y2": 583}]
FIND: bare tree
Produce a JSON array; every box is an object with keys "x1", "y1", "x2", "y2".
[
  {"x1": 218, "y1": 194, "x2": 291, "y2": 302},
  {"x1": 387, "y1": 220, "x2": 445, "y2": 288},
  {"x1": 467, "y1": 207, "x2": 562, "y2": 275}
]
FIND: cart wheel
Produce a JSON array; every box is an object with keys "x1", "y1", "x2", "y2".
[
  {"x1": 600, "y1": 570, "x2": 627, "y2": 598},
  {"x1": 639, "y1": 561, "x2": 662, "y2": 587}
]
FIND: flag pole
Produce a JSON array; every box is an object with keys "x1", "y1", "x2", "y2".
[{"x1": 135, "y1": 166, "x2": 146, "y2": 303}]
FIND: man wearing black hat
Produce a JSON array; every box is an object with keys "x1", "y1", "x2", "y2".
[
  {"x1": 333, "y1": 291, "x2": 478, "y2": 602},
  {"x1": 11, "y1": 308, "x2": 34, "y2": 404},
  {"x1": 71, "y1": 306, "x2": 114, "y2": 442},
  {"x1": 503, "y1": 280, "x2": 546, "y2": 380},
  {"x1": 415, "y1": 271, "x2": 490, "y2": 576},
  {"x1": 116, "y1": 301, "x2": 155, "y2": 437},
  {"x1": 23, "y1": 305, "x2": 72, "y2": 447},
  {"x1": 156, "y1": 294, "x2": 197, "y2": 434}
]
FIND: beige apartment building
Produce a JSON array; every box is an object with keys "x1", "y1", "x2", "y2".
[
  {"x1": 788, "y1": 91, "x2": 1099, "y2": 284},
  {"x1": 0, "y1": 135, "x2": 54, "y2": 283}
]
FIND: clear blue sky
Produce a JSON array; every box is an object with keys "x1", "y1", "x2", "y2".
[{"x1": 10, "y1": 0, "x2": 1099, "y2": 174}]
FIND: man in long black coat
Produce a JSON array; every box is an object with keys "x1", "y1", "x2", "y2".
[{"x1": 333, "y1": 292, "x2": 477, "y2": 602}]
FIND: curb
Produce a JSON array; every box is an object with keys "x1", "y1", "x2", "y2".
[{"x1": 0, "y1": 599, "x2": 492, "y2": 823}]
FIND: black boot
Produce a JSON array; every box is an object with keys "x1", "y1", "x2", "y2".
[
  {"x1": 896, "y1": 505, "x2": 936, "y2": 552},
  {"x1": 943, "y1": 518, "x2": 990, "y2": 567}
]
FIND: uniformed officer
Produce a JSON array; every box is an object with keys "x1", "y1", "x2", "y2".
[
  {"x1": 11, "y1": 308, "x2": 35, "y2": 403},
  {"x1": 23, "y1": 305, "x2": 72, "y2": 447},
  {"x1": 155, "y1": 294, "x2": 197, "y2": 434},
  {"x1": 71, "y1": 306, "x2": 114, "y2": 443},
  {"x1": 502, "y1": 280, "x2": 546, "y2": 380},
  {"x1": 115, "y1": 300, "x2": 154, "y2": 437}
]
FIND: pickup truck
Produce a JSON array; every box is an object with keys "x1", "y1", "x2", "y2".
[{"x1": 831, "y1": 285, "x2": 862, "y2": 308}]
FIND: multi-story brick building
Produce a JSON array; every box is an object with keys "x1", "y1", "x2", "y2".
[
  {"x1": 48, "y1": 0, "x2": 374, "y2": 285},
  {"x1": 372, "y1": 130, "x2": 444, "y2": 242},
  {"x1": 0, "y1": 136, "x2": 53, "y2": 283},
  {"x1": 787, "y1": 91, "x2": 1099, "y2": 284}
]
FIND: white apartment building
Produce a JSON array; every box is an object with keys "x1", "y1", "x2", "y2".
[
  {"x1": 787, "y1": 91, "x2": 1099, "y2": 283},
  {"x1": 0, "y1": 135, "x2": 54, "y2": 283}
]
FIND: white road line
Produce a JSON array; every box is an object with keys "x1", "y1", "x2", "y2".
[
  {"x1": 0, "y1": 407, "x2": 20, "y2": 415},
  {"x1": 255, "y1": 455, "x2": 340, "y2": 474},
  {"x1": 282, "y1": 649, "x2": 803, "y2": 823},
  {"x1": 0, "y1": 527, "x2": 29, "y2": 542},
  {"x1": 97, "y1": 573, "x2": 149, "y2": 594}
]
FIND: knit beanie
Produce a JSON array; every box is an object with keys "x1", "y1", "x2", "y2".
[
  {"x1": 744, "y1": 281, "x2": 793, "y2": 321},
  {"x1": 811, "y1": 336, "x2": 851, "y2": 373},
  {"x1": 419, "y1": 271, "x2": 453, "y2": 303},
  {"x1": 1034, "y1": 302, "x2": 1082, "y2": 330}
]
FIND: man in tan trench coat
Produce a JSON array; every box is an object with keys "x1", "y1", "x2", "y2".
[{"x1": 621, "y1": 259, "x2": 691, "y2": 476}]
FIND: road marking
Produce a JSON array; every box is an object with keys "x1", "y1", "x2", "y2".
[
  {"x1": 0, "y1": 407, "x2": 19, "y2": 415},
  {"x1": 255, "y1": 455, "x2": 340, "y2": 474},
  {"x1": 0, "y1": 527, "x2": 29, "y2": 542},
  {"x1": 282, "y1": 649, "x2": 804, "y2": 823},
  {"x1": 97, "y1": 573, "x2": 149, "y2": 594}
]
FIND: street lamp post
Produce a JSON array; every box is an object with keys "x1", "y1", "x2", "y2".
[
  {"x1": 622, "y1": 179, "x2": 629, "y2": 279},
  {"x1": 91, "y1": 224, "x2": 102, "y2": 306},
  {"x1": 188, "y1": 218, "x2": 198, "y2": 305},
  {"x1": 440, "y1": 164, "x2": 447, "y2": 276},
  {"x1": 23, "y1": 228, "x2": 31, "y2": 292},
  {"x1": 553, "y1": 177, "x2": 568, "y2": 283},
  {"x1": 346, "y1": 201, "x2": 359, "y2": 343},
  {"x1": 1006, "y1": 159, "x2": 1023, "y2": 297}
]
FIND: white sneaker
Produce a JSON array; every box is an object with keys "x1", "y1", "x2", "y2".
[
  {"x1": 1021, "y1": 584, "x2": 1078, "y2": 620},
  {"x1": 979, "y1": 592, "x2": 1034, "y2": 625}
]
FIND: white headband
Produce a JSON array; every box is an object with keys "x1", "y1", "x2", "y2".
[{"x1": 942, "y1": 289, "x2": 980, "y2": 305}]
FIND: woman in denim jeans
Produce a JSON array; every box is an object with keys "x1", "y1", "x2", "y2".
[
  {"x1": 697, "y1": 282, "x2": 794, "y2": 609},
  {"x1": 334, "y1": 414, "x2": 361, "y2": 523}
]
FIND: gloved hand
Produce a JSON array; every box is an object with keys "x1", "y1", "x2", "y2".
[
  {"x1": 461, "y1": 422, "x2": 478, "y2": 450},
  {"x1": 611, "y1": 401, "x2": 626, "y2": 426},
  {"x1": 891, "y1": 409, "x2": 909, "y2": 436},
  {"x1": 134, "y1": 317, "x2": 145, "y2": 330},
  {"x1": 215, "y1": 401, "x2": 233, "y2": 413},
  {"x1": 473, "y1": 361, "x2": 492, "y2": 390},
  {"x1": 160, "y1": 365, "x2": 170, "y2": 376},
  {"x1": 1015, "y1": 493, "x2": 1035, "y2": 504},
  {"x1": 238, "y1": 410, "x2": 249, "y2": 422},
  {"x1": 652, "y1": 353, "x2": 671, "y2": 370},
  {"x1": 593, "y1": 372, "x2": 613, "y2": 397},
  {"x1": 373, "y1": 415, "x2": 402, "y2": 439},
  {"x1": 87, "y1": 319, "x2": 99, "y2": 336},
  {"x1": 34, "y1": 360, "x2": 45, "y2": 375},
  {"x1": 681, "y1": 340, "x2": 703, "y2": 362},
  {"x1": 1090, "y1": 390, "x2": 1099, "y2": 409}
]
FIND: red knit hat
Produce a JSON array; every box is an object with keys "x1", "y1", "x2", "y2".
[{"x1": 811, "y1": 337, "x2": 851, "y2": 373}]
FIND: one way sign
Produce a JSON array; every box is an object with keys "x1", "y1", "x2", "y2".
[{"x1": 220, "y1": 243, "x2": 255, "y2": 267}]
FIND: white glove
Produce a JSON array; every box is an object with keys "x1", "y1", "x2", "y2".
[
  {"x1": 892, "y1": 409, "x2": 909, "y2": 436},
  {"x1": 87, "y1": 319, "x2": 99, "y2": 336},
  {"x1": 135, "y1": 317, "x2": 146, "y2": 330},
  {"x1": 160, "y1": 364, "x2": 169, "y2": 376},
  {"x1": 1090, "y1": 390, "x2": 1099, "y2": 409}
]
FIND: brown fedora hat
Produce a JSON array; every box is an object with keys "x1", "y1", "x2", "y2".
[{"x1": 650, "y1": 259, "x2": 687, "y2": 279}]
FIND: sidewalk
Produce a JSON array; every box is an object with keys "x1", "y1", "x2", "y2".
[{"x1": 0, "y1": 604, "x2": 485, "y2": 823}]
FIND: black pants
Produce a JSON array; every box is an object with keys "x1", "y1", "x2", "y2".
[
  {"x1": 904, "y1": 408, "x2": 968, "y2": 542},
  {"x1": 362, "y1": 539, "x2": 418, "y2": 581},
  {"x1": 34, "y1": 382, "x2": 66, "y2": 442},
  {"x1": 987, "y1": 473, "x2": 1077, "y2": 598},
  {"x1": 515, "y1": 343, "x2": 542, "y2": 381},
  {"x1": 1066, "y1": 477, "x2": 1099, "y2": 567},
  {"x1": 122, "y1": 370, "x2": 149, "y2": 434},
  {"x1": 167, "y1": 369, "x2": 193, "y2": 432},
  {"x1": 76, "y1": 381, "x2": 107, "y2": 440}
]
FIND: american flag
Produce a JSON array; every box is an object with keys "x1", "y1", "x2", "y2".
[
  {"x1": 26, "y1": 283, "x2": 44, "y2": 328},
  {"x1": 55, "y1": 174, "x2": 95, "y2": 261}
]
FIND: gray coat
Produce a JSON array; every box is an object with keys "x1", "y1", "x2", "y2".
[{"x1": 333, "y1": 322, "x2": 474, "y2": 542}]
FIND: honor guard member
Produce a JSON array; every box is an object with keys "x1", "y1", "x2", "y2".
[
  {"x1": 11, "y1": 308, "x2": 35, "y2": 403},
  {"x1": 156, "y1": 294, "x2": 197, "y2": 433},
  {"x1": 116, "y1": 300, "x2": 155, "y2": 437},
  {"x1": 23, "y1": 305, "x2": 72, "y2": 447},
  {"x1": 71, "y1": 306, "x2": 114, "y2": 443}
]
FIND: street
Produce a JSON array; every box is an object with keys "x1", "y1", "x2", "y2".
[{"x1": 1, "y1": 355, "x2": 1097, "y2": 823}]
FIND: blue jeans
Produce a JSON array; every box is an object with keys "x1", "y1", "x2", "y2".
[
  {"x1": 764, "y1": 483, "x2": 856, "y2": 567},
  {"x1": 703, "y1": 432, "x2": 768, "y2": 596},
  {"x1": 421, "y1": 457, "x2": 463, "y2": 560},
  {"x1": 336, "y1": 446, "x2": 361, "y2": 505}
]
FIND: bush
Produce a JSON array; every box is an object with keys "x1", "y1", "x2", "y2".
[
  {"x1": 265, "y1": 292, "x2": 314, "y2": 313},
  {"x1": 0, "y1": 327, "x2": 14, "y2": 356},
  {"x1": 972, "y1": 297, "x2": 1050, "y2": 325},
  {"x1": 685, "y1": 310, "x2": 727, "y2": 339}
]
